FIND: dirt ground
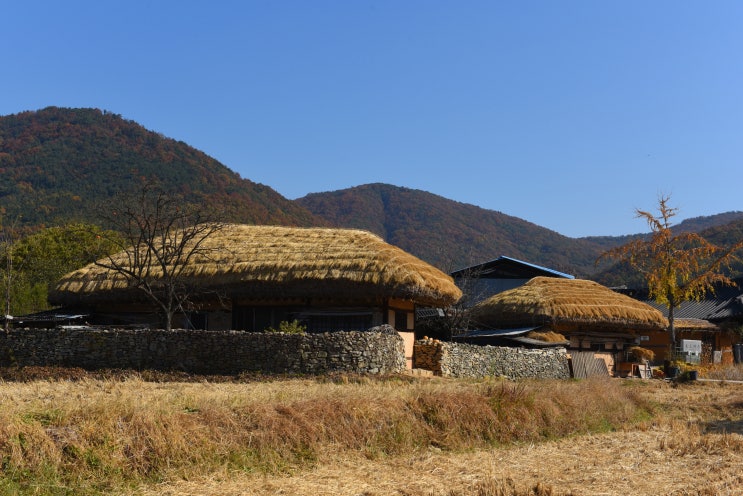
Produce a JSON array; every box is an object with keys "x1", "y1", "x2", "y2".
[{"x1": 134, "y1": 380, "x2": 743, "y2": 496}]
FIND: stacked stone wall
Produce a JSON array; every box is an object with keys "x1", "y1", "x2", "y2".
[
  {"x1": 414, "y1": 340, "x2": 570, "y2": 379},
  {"x1": 0, "y1": 328, "x2": 406, "y2": 375}
]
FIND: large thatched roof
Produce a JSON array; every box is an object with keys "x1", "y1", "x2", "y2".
[
  {"x1": 470, "y1": 277, "x2": 668, "y2": 332},
  {"x1": 50, "y1": 225, "x2": 462, "y2": 307}
]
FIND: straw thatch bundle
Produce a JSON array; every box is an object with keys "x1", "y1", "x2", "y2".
[
  {"x1": 628, "y1": 346, "x2": 655, "y2": 362},
  {"x1": 470, "y1": 277, "x2": 668, "y2": 332},
  {"x1": 50, "y1": 225, "x2": 462, "y2": 307},
  {"x1": 526, "y1": 330, "x2": 568, "y2": 343}
]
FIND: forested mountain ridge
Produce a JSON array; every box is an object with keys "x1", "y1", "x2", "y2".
[
  {"x1": 0, "y1": 107, "x2": 323, "y2": 228},
  {"x1": 298, "y1": 184, "x2": 743, "y2": 279},
  {"x1": 297, "y1": 183, "x2": 606, "y2": 276},
  {"x1": 581, "y1": 211, "x2": 743, "y2": 252},
  {"x1": 590, "y1": 216, "x2": 743, "y2": 288}
]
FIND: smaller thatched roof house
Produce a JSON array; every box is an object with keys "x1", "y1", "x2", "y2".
[
  {"x1": 468, "y1": 277, "x2": 669, "y2": 377},
  {"x1": 469, "y1": 277, "x2": 668, "y2": 333},
  {"x1": 49, "y1": 225, "x2": 462, "y2": 339}
]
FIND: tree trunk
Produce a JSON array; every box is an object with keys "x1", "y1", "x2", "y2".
[{"x1": 668, "y1": 304, "x2": 676, "y2": 359}]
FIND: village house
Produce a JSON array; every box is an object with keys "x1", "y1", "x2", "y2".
[
  {"x1": 48, "y1": 225, "x2": 462, "y2": 368},
  {"x1": 466, "y1": 276, "x2": 669, "y2": 377},
  {"x1": 620, "y1": 281, "x2": 743, "y2": 365},
  {"x1": 452, "y1": 256, "x2": 742, "y2": 374}
]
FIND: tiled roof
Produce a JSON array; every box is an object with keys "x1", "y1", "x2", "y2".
[{"x1": 638, "y1": 282, "x2": 743, "y2": 322}]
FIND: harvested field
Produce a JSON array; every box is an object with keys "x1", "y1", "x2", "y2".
[
  {"x1": 132, "y1": 381, "x2": 743, "y2": 496},
  {"x1": 0, "y1": 368, "x2": 740, "y2": 495}
]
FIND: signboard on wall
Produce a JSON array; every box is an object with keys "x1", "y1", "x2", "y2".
[{"x1": 680, "y1": 340, "x2": 702, "y2": 353}]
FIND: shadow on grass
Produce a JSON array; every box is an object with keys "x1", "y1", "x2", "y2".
[{"x1": 705, "y1": 419, "x2": 743, "y2": 435}]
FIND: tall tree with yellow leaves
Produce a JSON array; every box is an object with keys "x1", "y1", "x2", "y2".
[{"x1": 600, "y1": 195, "x2": 743, "y2": 353}]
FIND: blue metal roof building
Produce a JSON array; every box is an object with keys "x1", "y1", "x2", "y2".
[{"x1": 451, "y1": 255, "x2": 574, "y2": 306}]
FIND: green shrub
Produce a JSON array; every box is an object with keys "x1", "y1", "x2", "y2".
[{"x1": 266, "y1": 320, "x2": 307, "y2": 334}]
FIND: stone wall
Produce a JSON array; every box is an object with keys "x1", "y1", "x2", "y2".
[
  {"x1": 0, "y1": 328, "x2": 406, "y2": 375},
  {"x1": 414, "y1": 339, "x2": 570, "y2": 379}
]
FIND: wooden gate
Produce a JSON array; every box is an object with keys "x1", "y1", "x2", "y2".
[{"x1": 569, "y1": 352, "x2": 610, "y2": 379}]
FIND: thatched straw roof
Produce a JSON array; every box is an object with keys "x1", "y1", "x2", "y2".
[
  {"x1": 50, "y1": 225, "x2": 462, "y2": 307},
  {"x1": 470, "y1": 277, "x2": 668, "y2": 332},
  {"x1": 674, "y1": 318, "x2": 718, "y2": 331}
]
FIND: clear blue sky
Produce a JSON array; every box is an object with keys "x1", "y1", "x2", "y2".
[{"x1": 2, "y1": 1, "x2": 742, "y2": 238}]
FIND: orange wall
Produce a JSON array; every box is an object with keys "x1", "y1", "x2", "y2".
[
  {"x1": 639, "y1": 330, "x2": 737, "y2": 364},
  {"x1": 398, "y1": 331, "x2": 414, "y2": 369}
]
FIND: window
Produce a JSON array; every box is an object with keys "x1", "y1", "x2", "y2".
[
  {"x1": 306, "y1": 313, "x2": 373, "y2": 332},
  {"x1": 394, "y1": 310, "x2": 410, "y2": 331},
  {"x1": 187, "y1": 312, "x2": 208, "y2": 330},
  {"x1": 231, "y1": 306, "x2": 289, "y2": 331}
]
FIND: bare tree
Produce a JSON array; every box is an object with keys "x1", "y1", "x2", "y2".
[
  {"x1": 96, "y1": 184, "x2": 224, "y2": 331},
  {"x1": 418, "y1": 264, "x2": 486, "y2": 340},
  {"x1": 416, "y1": 246, "x2": 487, "y2": 340}
]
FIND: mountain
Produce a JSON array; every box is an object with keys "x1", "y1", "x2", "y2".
[
  {"x1": 581, "y1": 211, "x2": 743, "y2": 252},
  {"x1": 0, "y1": 107, "x2": 322, "y2": 228},
  {"x1": 3, "y1": 107, "x2": 741, "y2": 282},
  {"x1": 298, "y1": 184, "x2": 743, "y2": 278},
  {"x1": 587, "y1": 216, "x2": 743, "y2": 287},
  {"x1": 296, "y1": 183, "x2": 604, "y2": 276}
]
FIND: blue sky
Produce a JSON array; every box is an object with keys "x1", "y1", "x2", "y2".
[{"x1": 2, "y1": 1, "x2": 742, "y2": 238}]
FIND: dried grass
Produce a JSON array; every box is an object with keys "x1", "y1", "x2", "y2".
[
  {"x1": 51, "y1": 225, "x2": 462, "y2": 306},
  {"x1": 131, "y1": 380, "x2": 743, "y2": 496},
  {"x1": 1, "y1": 370, "x2": 741, "y2": 496},
  {"x1": 470, "y1": 277, "x2": 668, "y2": 331},
  {"x1": 0, "y1": 372, "x2": 647, "y2": 495},
  {"x1": 702, "y1": 363, "x2": 743, "y2": 381}
]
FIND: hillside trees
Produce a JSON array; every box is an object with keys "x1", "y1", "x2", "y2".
[
  {"x1": 94, "y1": 183, "x2": 224, "y2": 331},
  {"x1": 599, "y1": 195, "x2": 743, "y2": 352},
  {"x1": 0, "y1": 107, "x2": 320, "y2": 229},
  {"x1": 1, "y1": 222, "x2": 122, "y2": 319}
]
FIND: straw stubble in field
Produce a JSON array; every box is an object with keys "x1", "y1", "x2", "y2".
[
  {"x1": 132, "y1": 381, "x2": 743, "y2": 496},
  {"x1": 0, "y1": 373, "x2": 741, "y2": 495}
]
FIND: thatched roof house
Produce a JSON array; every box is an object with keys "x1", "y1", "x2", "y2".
[
  {"x1": 470, "y1": 276, "x2": 668, "y2": 333},
  {"x1": 50, "y1": 225, "x2": 461, "y2": 335}
]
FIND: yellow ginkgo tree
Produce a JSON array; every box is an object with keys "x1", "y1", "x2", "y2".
[{"x1": 600, "y1": 195, "x2": 743, "y2": 353}]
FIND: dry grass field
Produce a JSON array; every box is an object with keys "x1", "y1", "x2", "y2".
[{"x1": 0, "y1": 367, "x2": 741, "y2": 495}]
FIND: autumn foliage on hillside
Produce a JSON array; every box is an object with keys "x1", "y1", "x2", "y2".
[
  {"x1": 299, "y1": 184, "x2": 743, "y2": 279},
  {"x1": 0, "y1": 107, "x2": 322, "y2": 228},
  {"x1": 298, "y1": 183, "x2": 607, "y2": 275}
]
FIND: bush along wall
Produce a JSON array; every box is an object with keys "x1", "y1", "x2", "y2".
[
  {"x1": 414, "y1": 339, "x2": 571, "y2": 379},
  {"x1": 0, "y1": 328, "x2": 406, "y2": 375}
]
